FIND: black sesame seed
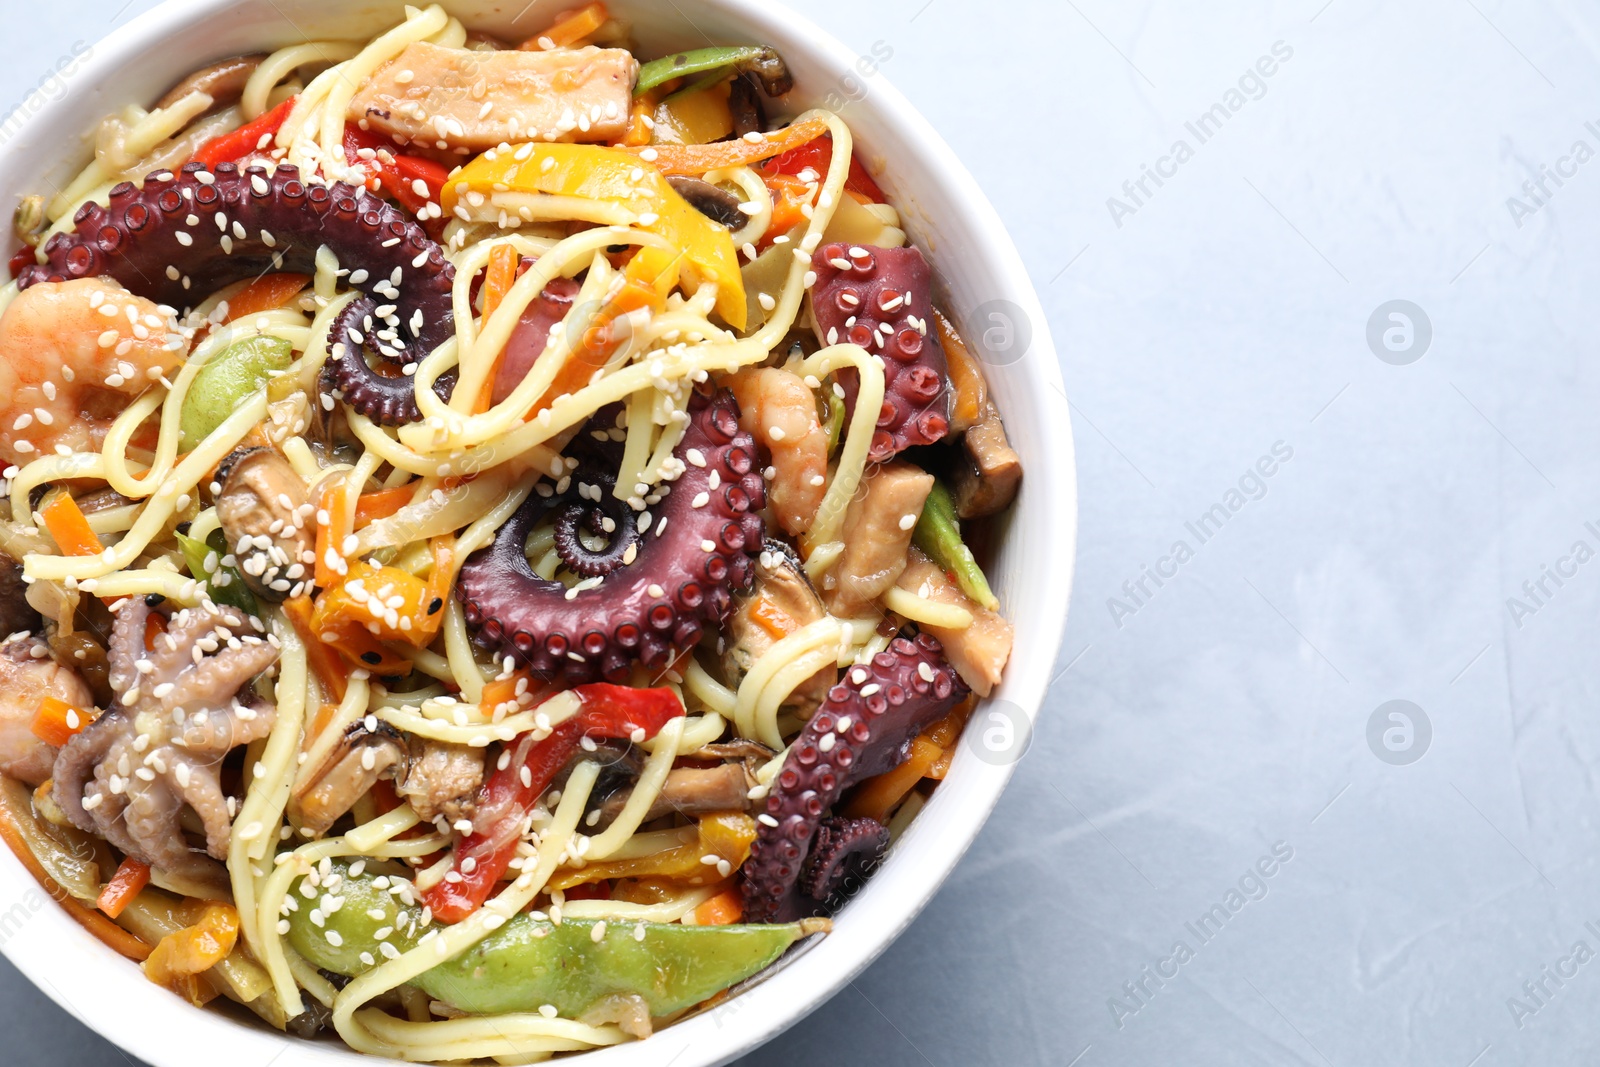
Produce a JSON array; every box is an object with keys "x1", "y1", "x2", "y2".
[
  {"x1": 427, "y1": 598, "x2": 443, "y2": 615},
  {"x1": 360, "y1": 651, "x2": 382, "y2": 665},
  {"x1": 144, "y1": 594, "x2": 166, "y2": 607}
]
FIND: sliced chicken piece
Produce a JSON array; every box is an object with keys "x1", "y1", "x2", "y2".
[
  {"x1": 824, "y1": 461, "x2": 934, "y2": 618},
  {"x1": 952, "y1": 400, "x2": 1022, "y2": 520},
  {"x1": 895, "y1": 548, "x2": 1013, "y2": 697},
  {"x1": 0, "y1": 636, "x2": 93, "y2": 786},
  {"x1": 349, "y1": 42, "x2": 636, "y2": 150},
  {"x1": 724, "y1": 541, "x2": 835, "y2": 714},
  {"x1": 595, "y1": 762, "x2": 757, "y2": 828}
]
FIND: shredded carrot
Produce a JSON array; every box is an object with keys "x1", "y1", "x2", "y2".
[
  {"x1": 618, "y1": 93, "x2": 657, "y2": 147},
  {"x1": 933, "y1": 309, "x2": 986, "y2": 431},
  {"x1": 30, "y1": 696, "x2": 94, "y2": 748},
  {"x1": 620, "y1": 116, "x2": 828, "y2": 177},
  {"x1": 747, "y1": 595, "x2": 796, "y2": 640},
  {"x1": 693, "y1": 885, "x2": 744, "y2": 926},
  {"x1": 533, "y1": 276, "x2": 661, "y2": 415},
  {"x1": 479, "y1": 673, "x2": 524, "y2": 714},
  {"x1": 283, "y1": 595, "x2": 348, "y2": 702},
  {"x1": 926, "y1": 697, "x2": 976, "y2": 779},
  {"x1": 519, "y1": 2, "x2": 608, "y2": 49},
  {"x1": 38, "y1": 492, "x2": 102, "y2": 558},
  {"x1": 220, "y1": 272, "x2": 310, "y2": 324},
  {"x1": 843, "y1": 735, "x2": 943, "y2": 824},
  {"x1": 475, "y1": 243, "x2": 522, "y2": 413},
  {"x1": 313, "y1": 481, "x2": 352, "y2": 589},
  {"x1": 97, "y1": 858, "x2": 151, "y2": 919},
  {"x1": 0, "y1": 791, "x2": 152, "y2": 961},
  {"x1": 759, "y1": 173, "x2": 812, "y2": 248},
  {"x1": 353, "y1": 484, "x2": 416, "y2": 529}
]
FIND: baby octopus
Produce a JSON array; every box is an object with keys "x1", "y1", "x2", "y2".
[
  {"x1": 53, "y1": 597, "x2": 278, "y2": 872},
  {"x1": 0, "y1": 277, "x2": 186, "y2": 468}
]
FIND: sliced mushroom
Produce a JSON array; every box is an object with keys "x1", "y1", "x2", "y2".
[
  {"x1": 738, "y1": 47, "x2": 794, "y2": 97},
  {"x1": 724, "y1": 540, "x2": 835, "y2": 714},
  {"x1": 155, "y1": 54, "x2": 267, "y2": 112},
  {"x1": 690, "y1": 739, "x2": 777, "y2": 764},
  {"x1": 594, "y1": 761, "x2": 758, "y2": 828},
  {"x1": 0, "y1": 549, "x2": 39, "y2": 639},
  {"x1": 215, "y1": 448, "x2": 314, "y2": 602},
  {"x1": 294, "y1": 721, "x2": 486, "y2": 835},
  {"x1": 728, "y1": 74, "x2": 766, "y2": 139},
  {"x1": 667, "y1": 176, "x2": 745, "y2": 229},
  {"x1": 951, "y1": 400, "x2": 1022, "y2": 520}
]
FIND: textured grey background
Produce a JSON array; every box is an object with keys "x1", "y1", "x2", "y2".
[{"x1": 5, "y1": 0, "x2": 1599, "y2": 1065}]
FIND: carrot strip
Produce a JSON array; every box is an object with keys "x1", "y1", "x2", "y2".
[
  {"x1": 843, "y1": 735, "x2": 943, "y2": 824},
  {"x1": 97, "y1": 858, "x2": 151, "y2": 919},
  {"x1": 533, "y1": 276, "x2": 660, "y2": 415},
  {"x1": 0, "y1": 790, "x2": 152, "y2": 961},
  {"x1": 313, "y1": 482, "x2": 351, "y2": 589},
  {"x1": 353, "y1": 485, "x2": 416, "y2": 529},
  {"x1": 39, "y1": 492, "x2": 102, "y2": 557},
  {"x1": 220, "y1": 272, "x2": 310, "y2": 324},
  {"x1": 618, "y1": 93, "x2": 657, "y2": 147},
  {"x1": 474, "y1": 244, "x2": 522, "y2": 413},
  {"x1": 619, "y1": 116, "x2": 827, "y2": 177},
  {"x1": 519, "y1": 2, "x2": 608, "y2": 49},
  {"x1": 30, "y1": 696, "x2": 93, "y2": 748},
  {"x1": 693, "y1": 885, "x2": 744, "y2": 925},
  {"x1": 747, "y1": 595, "x2": 795, "y2": 641},
  {"x1": 283, "y1": 595, "x2": 348, "y2": 702}
]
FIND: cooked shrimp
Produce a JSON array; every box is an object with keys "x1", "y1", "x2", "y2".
[
  {"x1": 0, "y1": 278, "x2": 186, "y2": 468},
  {"x1": 728, "y1": 367, "x2": 829, "y2": 537},
  {"x1": 0, "y1": 634, "x2": 95, "y2": 786}
]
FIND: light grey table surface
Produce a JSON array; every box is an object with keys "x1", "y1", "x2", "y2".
[{"x1": 3, "y1": 0, "x2": 1596, "y2": 1065}]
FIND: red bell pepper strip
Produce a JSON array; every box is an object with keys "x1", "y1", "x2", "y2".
[
  {"x1": 191, "y1": 96, "x2": 298, "y2": 171},
  {"x1": 342, "y1": 126, "x2": 451, "y2": 219},
  {"x1": 422, "y1": 685, "x2": 684, "y2": 923},
  {"x1": 758, "y1": 133, "x2": 886, "y2": 204}
]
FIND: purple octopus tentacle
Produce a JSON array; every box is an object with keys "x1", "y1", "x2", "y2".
[
  {"x1": 456, "y1": 390, "x2": 766, "y2": 685},
  {"x1": 801, "y1": 815, "x2": 890, "y2": 908},
  {"x1": 809, "y1": 244, "x2": 951, "y2": 462},
  {"x1": 17, "y1": 161, "x2": 456, "y2": 425},
  {"x1": 740, "y1": 632, "x2": 968, "y2": 923}
]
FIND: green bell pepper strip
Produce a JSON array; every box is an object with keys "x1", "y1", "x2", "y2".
[
  {"x1": 287, "y1": 862, "x2": 826, "y2": 1019},
  {"x1": 913, "y1": 479, "x2": 999, "y2": 611},
  {"x1": 176, "y1": 529, "x2": 258, "y2": 615},
  {"x1": 179, "y1": 335, "x2": 293, "y2": 451}
]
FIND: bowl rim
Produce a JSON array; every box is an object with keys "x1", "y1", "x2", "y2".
[{"x1": 0, "y1": 2, "x2": 1078, "y2": 1065}]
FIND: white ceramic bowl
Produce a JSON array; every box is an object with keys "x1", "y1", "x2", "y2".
[{"x1": 0, "y1": 2, "x2": 1077, "y2": 1064}]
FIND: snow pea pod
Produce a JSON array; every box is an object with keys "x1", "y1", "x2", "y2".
[
  {"x1": 179, "y1": 335, "x2": 292, "y2": 450},
  {"x1": 635, "y1": 45, "x2": 791, "y2": 97},
  {"x1": 287, "y1": 862, "x2": 826, "y2": 1019}
]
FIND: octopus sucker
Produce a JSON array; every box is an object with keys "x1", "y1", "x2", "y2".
[
  {"x1": 740, "y1": 632, "x2": 968, "y2": 923},
  {"x1": 17, "y1": 161, "x2": 457, "y2": 425},
  {"x1": 810, "y1": 243, "x2": 952, "y2": 462},
  {"x1": 456, "y1": 389, "x2": 767, "y2": 685}
]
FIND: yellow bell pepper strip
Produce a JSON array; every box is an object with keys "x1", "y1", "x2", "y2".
[
  {"x1": 311, "y1": 560, "x2": 446, "y2": 674},
  {"x1": 142, "y1": 902, "x2": 240, "y2": 1006},
  {"x1": 550, "y1": 812, "x2": 756, "y2": 891},
  {"x1": 442, "y1": 143, "x2": 746, "y2": 329}
]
